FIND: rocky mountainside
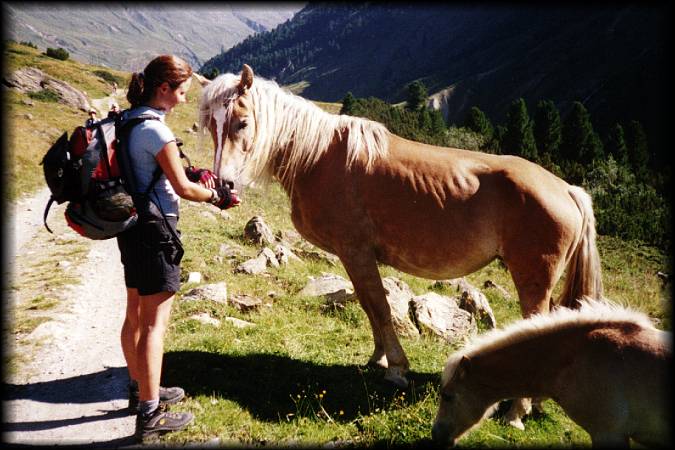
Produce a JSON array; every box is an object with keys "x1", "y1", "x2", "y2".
[
  {"x1": 202, "y1": 4, "x2": 670, "y2": 160},
  {"x1": 4, "y1": 3, "x2": 303, "y2": 71}
]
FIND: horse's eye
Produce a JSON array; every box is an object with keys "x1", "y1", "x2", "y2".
[
  {"x1": 441, "y1": 392, "x2": 455, "y2": 402},
  {"x1": 238, "y1": 121, "x2": 248, "y2": 130}
]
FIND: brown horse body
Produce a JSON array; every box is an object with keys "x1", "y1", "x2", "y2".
[
  {"x1": 195, "y1": 66, "x2": 603, "y2": 424},
  {"x1": 433, "y1": 302, "x2": 670, "y2": 447}
]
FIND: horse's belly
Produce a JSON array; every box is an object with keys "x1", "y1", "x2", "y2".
[{"x1": 375, "y1": 240, "x2": 497, "y2": 280}]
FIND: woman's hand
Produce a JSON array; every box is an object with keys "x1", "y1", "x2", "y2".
[{"x1": 185, "y1": 167, "x2": 217, "y2": 189}]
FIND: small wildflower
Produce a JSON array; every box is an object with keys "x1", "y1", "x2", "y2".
[{"x1": 339, "y1": 410, "x2": 344, "y2": 415}]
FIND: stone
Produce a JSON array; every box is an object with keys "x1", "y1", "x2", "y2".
[
  {"x1": 293, "y1": 248, "x2": 341, "y2": 266},
  {"x1": 274, "y1": 244, "x2": 302, "y2": 265},
  {"x1": 219, "y1": 243, "x2": 245, "y2": 258},
  {"x1": 229, "y1": 294, "x2": 263, "y2": 313},
  {"x1": 187, "y1": 272, "x2": 202, "y2": 283},
  {"x1": 244, "y1": 216, "x2": 276, "y2": 245},
  {"x1": 189, "y1": 313, "x2": 221, "y2": 327},
  {"x1": 235, "y1": 254, "x2": 268, "y2": 275},
  {"x1": 382, "y1": 277, "x2": 419, "y2": 337},
  {"x1": 182, "y1": 282, "x2": 228, "y2": 304},
  {"x1": 225, "y1": 317, "x2": 255, "y2": 328},
  {"x1": 192, "y1": 122, "x2": 200, "y2": 132},
  {"x1": 411, "y1": 292, "x2": 476, "y2": 344},
  {"x1": 299, "y1": 273, "x2": 353, "y2": 297},
  {"x1": 24, "y1": 113, "x2": 34, "y2": 120},
  {"x1": 4, "y1": 67, "x2": 91, "y2": 111},
  {"x1": 322, "y1": 289, "x2": 357, "y2": 311},
  {"x1": 459, "y1": 287, "x2": 497, "y2": 329}
]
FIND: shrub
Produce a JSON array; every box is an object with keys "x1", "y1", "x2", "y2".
[
  {"x1": 20, "y1": 41, "x2": 38, "y2": 49},
  {"x1": 93, "y1": 69, "x2": 123, "y2": 86},
  {"x1": 27, "y1": 89, "x2": 60, "y2": 103},
  {"x1": 45, "y1": 47, "x2": 69, "y2": 61}
]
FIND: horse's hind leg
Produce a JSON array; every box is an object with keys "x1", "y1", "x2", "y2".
[{"x1": 339, "y1": 251, "x2": 409, "y2": 388}]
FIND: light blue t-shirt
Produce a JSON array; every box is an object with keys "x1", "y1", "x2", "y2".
[{"x1": 123, "y1": 106, "x2": 179, "y2": 216}]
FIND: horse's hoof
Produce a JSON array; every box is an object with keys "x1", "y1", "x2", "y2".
[{"x1": 384, "y1": 368, "x2": 409, "y2": 388}]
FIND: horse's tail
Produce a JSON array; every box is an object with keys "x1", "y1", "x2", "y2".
[{"x1": 556, "y1": 186, "x2": 604, "y2": 309}]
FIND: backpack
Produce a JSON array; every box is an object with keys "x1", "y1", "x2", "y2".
[{"x1": 41, "y1": 112, "x2": 161, "y2": 240}]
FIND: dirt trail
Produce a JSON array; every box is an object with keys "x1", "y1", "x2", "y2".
[{"x1": 3, "y1": 177, "x2": 137, "y2": 442}]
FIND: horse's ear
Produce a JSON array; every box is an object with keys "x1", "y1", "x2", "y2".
[
  {"x1": 239, "y1": 64, "x2": 254, "y2": 93},
  {"x1": 192, "y1": 72, "x2": 211, "y2": 87}
]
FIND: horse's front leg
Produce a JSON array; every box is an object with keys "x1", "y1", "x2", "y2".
[{"x1": 339, "y1": 249, "x2": 410, "y2": 388}]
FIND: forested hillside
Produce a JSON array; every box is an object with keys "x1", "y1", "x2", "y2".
[{"x1": 201, "y1": 4, "x2": 670, "y2": 170}]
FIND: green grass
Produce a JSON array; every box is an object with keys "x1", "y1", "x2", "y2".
[{"x1": 5, "y1": 41, "x2": 670, "y2": 446}]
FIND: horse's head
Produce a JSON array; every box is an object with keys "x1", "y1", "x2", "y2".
[
  {"x1": 432, "y1": 355, "x2": 495, "y2": 447},
  {"x1": 195, "y1": 64, "x2": 257, "y2": 188}
]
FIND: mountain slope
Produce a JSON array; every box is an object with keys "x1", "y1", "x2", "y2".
[
  {"x1": 202, "y1": 4, "x2": 669, "y2": 162},
  {"x1": 4, "y1": 3, "x2": 303, "y2": 71}
]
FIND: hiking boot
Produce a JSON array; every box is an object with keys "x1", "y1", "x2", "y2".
[
  {"x1": 135, "y1": 407, "x2": 194, "y2": 443},
  {"x1": 128, "y1": 384, "x2": 185, "y2": 411}
]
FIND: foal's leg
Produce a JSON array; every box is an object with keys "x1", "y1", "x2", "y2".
[{"x1": 339, "y1": 251, "x2": 410, "y2": 388}]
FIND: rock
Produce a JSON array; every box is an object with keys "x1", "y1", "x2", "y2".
[
  {"x1": 299, "y1": 273, "x2": 353, "y2": 297},
  {"x1": 200, "y1": 210, "x2": 217, "y2": 221},
  {"x1": 182, "y1": 282, "x2": 228, "y2": 304},
  {"x1": 322, "y1": 288, "x2": 357, "y2": 311},
  {"x1": 411, "y1": 293, "x2": 476, "y2": 344},
  {"x1": 192, "y1": 122, "x2": 199, "y2": 132},
  {"x1": 382, "y1": 277, "x2": 419, "y2": 337},
  {"x1": 274, "y1": 244, "x2": 302, "y2": 265},
  {"x1": 189, "y1": 313, "x2": 221, "y2": 327},
  {"x1": 276, "y1": 229, "x2": 303, "y2": 246},
  {"x1": 459, "y1": 287, "x2": 497, "y2": 329},
  {"x1": 434, "y1": 277, "x2": 475, "y2": 293},
  {"x1": 483, "y1": 279, "x2": 512, "y2": 300},
  {"x1": 21, "y1": 98, "x2": 35, "y2": 106},
  {"x1": 229, "y1": 294, "x2": 263, "y2": 312},
  {"x1": 4, "y1": 67, "x2": 91, "y2": 111},
  {"x1": 219, "y1": 243, "x2": 245, "y2": 258},
  {"x1": 187, "y1": 272, "x2": 202, "y2": 283},
  {"x1": 234, "y1": 248, "x2": 278, "y2": 274},
  {"x1": 56, "y1": 260, "x2": 71, "y2": 268},
  {"x1": 23, "y1": 113, "x2": 34, "y2": 120},
  {"x1": 293, "y1": 248, "x2": 341, "y2": 266},
  {"x1": 244, "y1": 216, "x2": 276, "y2": 245},
  {"x1": 225, "y1": 317, "x2": 256, "y2": 328}
]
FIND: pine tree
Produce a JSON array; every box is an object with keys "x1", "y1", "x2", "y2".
[
  {"x1": 430, "y1": 108, "x2": 447, "y2": 136},
  {"x1": 502, "y1": 98, "x2": 537, "y2": 160},
  {"x1": 406, "y1": 80, "x2": 428, "y2": 111},
  {"x1": 560, "y1": 101, "x2": 604, "y2": 165},
  {"x1": 340, "y1": 92, "x2": 356, "y2": 115},
  {"x1": 533, "y1": 100, "x2": 561, "y2": 157},
  {"x1": 463, "y1": 106, "x2": 494, "y2": 138},
  {"x1": 624, "y1": 120, "x2": 650, "y2": 180},
  {"x1": 605, "y1": 123, "x2": 629, "y2": 166}
]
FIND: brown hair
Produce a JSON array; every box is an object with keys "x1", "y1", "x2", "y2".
[{"x1": 126, "y1": 55, "x2": 193, "y2": 107}]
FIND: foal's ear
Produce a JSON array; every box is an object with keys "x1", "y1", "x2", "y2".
[
  {"x1": 192, "y1": 72, "x2": 211, "y2": 87},
  {"x1": 239, "y1": 64, "x2": 254, "y2": 93},
  {"x1": 456, "y1": 355, "x2": 472, "y2": 378}
]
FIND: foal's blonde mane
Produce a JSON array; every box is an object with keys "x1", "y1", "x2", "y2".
[
  {"x1": 441, "y1": 299, "x2": 657, "y2": 386},
  {"x1": 198, "y1": 73, "x2": 390, "y2": 188}
]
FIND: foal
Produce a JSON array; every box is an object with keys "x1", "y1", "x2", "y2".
[{"x1": 432, "y1": 300, "x2": 670, "y2": 448}]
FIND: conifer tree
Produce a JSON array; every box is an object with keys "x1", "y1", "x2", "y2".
[
  {"x1": 560, "y1": 101, "x2": 604, "y2": 165},
  {"x1": 625, "y1": 120, "x2": 650, "y2": 180},
  {"x1": 340, "y1": 92, "x2": 356, "y2": 115},
  {"x1": 502, "y1": 98, "x2": 537, "y2": 160},
  {"x1": 430, "y1": 108, "x2": 447, "y2": 136},
  {"x1": 605, "y1": 123, "x2": 629, "y2": 166},
  {"x1": 463, "y1": 106, "x2": 494, "y2": 138},
  {"x1": 533, "y1": 99, "x2": 561, "y2": 157},
  {"x1": 406, "y1": 80, "x2": 428, "y2": 111}
]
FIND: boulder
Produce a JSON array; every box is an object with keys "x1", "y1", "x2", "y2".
[
  {"x1": 483, "y1": 279, "x2": 512, "y2": 300},
  {"x1": 244, "y1": 216, "x2": 276, "y2": 245},
  {"x1": 182, "y1": 282, "x2": 228, "y2": 304},
  {"x1": 4, "y1": 67, "x2": 91, "y2": 111},
  {"x1": 293, "y1": 248, "x2": 341, "y2": 266},
  {"x1": 460, "y1": 288, "x2": 497, "y2": 329},
  {"x1": 274, "y1": 244, "x2": 302, "y2": 265},
  {"x1": 229, "y1": 294, "x2": 263, "y2": 313},
  {"x1": 381, "y1": 277, "x2": 419, "y2": 337},
  {"x1": 411, "y1": 293, "x2": 476, "y2": 344},
  {"x1": 299, "y1": 273, "x2": 353, "y2": 297},
  {"x1": 189, "y1": 313, "x2": 221, "y2": 327},
  {"x1": 225, "y1": 317, "x2": 256, "y2": 328},
  {"x1": 234, "y1": 247, "x2": 279, "y2": 274}
]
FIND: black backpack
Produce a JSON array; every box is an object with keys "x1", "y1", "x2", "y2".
[{"x1": 41, "y1": 112, "x2": 161, "y2": 239}]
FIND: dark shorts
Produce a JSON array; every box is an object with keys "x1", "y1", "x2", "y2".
[{"x1": 117, "y1": 216, "x2": 182, "y2": 296}]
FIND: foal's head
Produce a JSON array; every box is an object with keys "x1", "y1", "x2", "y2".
[
  {"x1": 195, "y1": 65, "x2": 256, "y2": 188},
  {"x1": 432, "y1": 355, "x2": 496, "y2": 446}
]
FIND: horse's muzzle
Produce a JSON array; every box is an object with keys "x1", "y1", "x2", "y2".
[{"x1": 431, "y1": 421, "x2": 455, "y2": 447}]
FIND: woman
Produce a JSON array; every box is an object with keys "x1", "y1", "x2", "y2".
[{"x1": 118, "y1": 55, "x2": 238, "y2": 442}]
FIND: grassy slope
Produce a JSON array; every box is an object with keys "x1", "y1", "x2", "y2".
[{"x1": 5, "y1": 41, "x2": 670, "y2": 447}]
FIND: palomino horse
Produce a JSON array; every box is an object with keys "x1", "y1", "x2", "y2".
[
  {"x1": 432, "y1": 300, "x2": 671, "y2": 448},
  {"x1": 193, "y1": 65, "x2": 603, "y2": 423}
]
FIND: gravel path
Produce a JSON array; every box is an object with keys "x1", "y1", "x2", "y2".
[{"x1": 3, "y1": 187, "x2": 138, "y2": 447}]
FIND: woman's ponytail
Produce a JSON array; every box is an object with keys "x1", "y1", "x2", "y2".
[{"x1": 126, "y1": 72, "x2": 148, "y2": 108}]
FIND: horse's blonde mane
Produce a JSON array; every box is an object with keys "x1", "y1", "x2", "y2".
[
  {"x1": 441, "y1": 299, "x2": 658, "y2": 386},
  {"x1": 198, "y1": 73, "x2": 390, "y2": 188}
]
